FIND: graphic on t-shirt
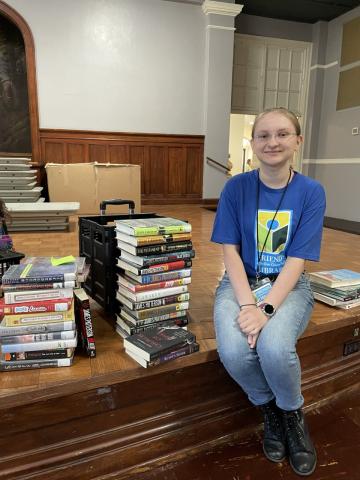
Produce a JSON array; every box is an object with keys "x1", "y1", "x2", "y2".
[{"x1": 256, "y1": 210, "x2": 292, "y2": 274}]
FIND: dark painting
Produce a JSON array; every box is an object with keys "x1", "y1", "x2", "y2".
[{"x1": 0, "y1": 16, "x2": 31, "y2": 153}]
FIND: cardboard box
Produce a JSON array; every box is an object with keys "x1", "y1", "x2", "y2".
[{"x1": 45, "y1": 163, "x2": 141, "y2": 214}]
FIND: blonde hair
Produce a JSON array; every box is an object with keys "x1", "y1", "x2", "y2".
[{"x1": 251, "y1": 107, "x2": 301, "y2": 138}]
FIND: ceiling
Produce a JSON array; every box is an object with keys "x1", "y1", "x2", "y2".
[
  {"x1": 236, "y1": 0, "x2": 360, "y2": 23},
  {"x1": 169, "y1": 0, "x2": 360, "y2": 24}
]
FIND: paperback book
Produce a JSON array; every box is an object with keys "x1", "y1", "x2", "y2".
[
  {"x1": 2, "y1": 259, "x2": 77, "y2": 284},
  {"x1": 309, "y1": 269, "x2": 360, "y2": 288},
  {"x1": 117, "y1": 291, "x2": 190, "y2": 310},
  {"x1": 117, "y1": 275, "x2": 191, "y2": 294},
  {"x1": 125, "y1": 268, "x2": 192, "y2": 285},
  {"x1": 125, "y1": 341, "x2": 199, "y2": 368},
  {"x1": 0, "y1": 319, "x2": 75, "y2": 337},
  {"x1": 0, "y1": 333, "x2": 77, "y2": 352},
  {"x1": 116, "y1": 231, "x2": 192, "y2": 247},
  {"x1": 2, "y1": 280, "x2": 76, "y2": 291},
  {"x1": 4, "y1": 303, "x2": 75, "y2": 326},
  {"x1": 4, "y1": 287, "x2": 74, "y2": 304},
  {"x1": 74, "y1": 288, "x2": 96, "y2": 357},
  {"x1": 0, "y1": 297, "x2": 73, "y2": 316},
  {"x1": 123, "y1": 325, "x2": 196, "y2": 362},
  {"x1": 115, "y1": 217, "x2": 191, "y2": 237},
  {"x1": 120, "y1": 308, "x2": 187, "y2": 327},
  {"x1": 0, "y1": 330, "x2": 76, "y2": 345},
  {"x1": 117, "y1": 240, "x2": 193, "y2": 256},
  {"x1": 120, "y1": 302, "x2": 189, "y2": 321},
  {"x1": 0, "y1": 357, "x2": 74, "y2": 371},
  {"x1": 116, "y1": 284, "x2": 189, "y2": 303},
  {"x1": 117, "y1": 258, "x2": 192, "y2": 276},
  {"x1": 2, "y1": 347, "x2": 74, "y2": 361},
  {"x1": 310, "y1": 283, "x2": 360, "y2": 302},
  {"x1": 313, "y1": 291, "x2": 360, "y2": 309},
  {"x1": 116, "y1": 315, "x2": 188, "y2": 336},
  {"x1": 119, "y1": 249, "x2": 195, "y2": 267}
]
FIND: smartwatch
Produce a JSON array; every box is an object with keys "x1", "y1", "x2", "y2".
[{"x1": 259, "y1": 302, "x2": 276, "y2": 318}]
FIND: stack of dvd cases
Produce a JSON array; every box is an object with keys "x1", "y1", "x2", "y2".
[
  {"x1": 114, "y1": 217, "x2": 194, "y2": 338},
  {"x1": 0, "y1": 257, "x2": 79, "y2": 371}
]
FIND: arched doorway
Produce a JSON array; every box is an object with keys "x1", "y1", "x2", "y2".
[{"x1": 0, "y1": 1, "x2": 40, "y2": 161}]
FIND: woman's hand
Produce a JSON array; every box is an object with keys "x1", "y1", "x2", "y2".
[
  {"x1": 238, "y1": 305, "x2": 268, "y2": 337},
  {"x1": 247, "y1": 333, "x2": 259, "y2": 349}
]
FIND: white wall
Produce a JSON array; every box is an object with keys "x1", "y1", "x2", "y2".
[{"x1": 6, "y1": 0, "x2": 205, "y2": 134}]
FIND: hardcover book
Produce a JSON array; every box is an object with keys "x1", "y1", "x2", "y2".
[
  {"x1": 313, "y1": 291, "x2": 360, "y2": 309},
  {"x1": 115, "y1": 217, "x2": 191, "y2": 237},
  {"x1": 125, "y1": 341, "x2": 199, "y2": 368},
  {"x1": 117, "y1": 240, "x2": 193, "y2": 256},
  {"x1": 0, "y1": 332, "x2": 77, "y2": 352},
  {"x1": 4, "y1": 303, "x2": 75, "y2": 326},
  {"x1": 0, "y1": 297, "x2": 73, "y2": 316},
  {"x1": 74, "y1": 288, "x2": 96, "y2": 357},
  {"x1": 116, "y1": 315, "x2": 188, "y2": 336},
  {"x1": 123, "y1": 325, "x2": 196, "y2": 361},
  {"x1": 1, "y1": 280, "x2": 76, "y2": 291},
  {"x1": 309, "y1": 269, "x2": 360, "y2": 288},
  {"x1": 2, "y1": 258, "x2": 77, "y2": 284},
  {"x1": 4, "y1": 287, "x2": 74, "y2": 304},
  {"x1": 2, "y1": 348, "x2": 74, "y2": 361},
  {"x1": 117, "y1": 258, "x2": 192, "y2": 276},
  {"x1": 310, "y1": 283, "x2": 360, "y2": 302},
  {"x1": 120, "y1": 308, "x2": 187, "y2": 327},
  {"x1": 0, "y1": 357, "x2": 74, "y2": 371},
  {"x1": 116, "y1": 284, "x2": 189, "y2": 303},
  {"x1": 120, "y1": 302, "x2": 189, "y2": 320},
  {"x1": 116, "y1": 231, "x2": 192, "y2": 247},
  {"x1": 118, "y1": 247, "x2": 194, "y2": 266},
  {"x1": 0, "y1": 319, "x2": 75, "y2": 337},
  {"x1": 0, "y1": 330, "x2": 76, "y2": 345},
  {"x1": 125, "y1": 268, "x2": 192, "y2": 285},
  {"x1": 117, "y1": 291, "x2": 190, "y2": 310},
  {"x1": 117, "y1": 275, "x2": 191, "y2": 293}
]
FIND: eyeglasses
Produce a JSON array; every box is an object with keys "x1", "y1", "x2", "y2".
[{"x1": 253, "y1": 132, "x2": 298, "y2": 143}]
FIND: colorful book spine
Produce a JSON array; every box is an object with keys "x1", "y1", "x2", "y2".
[
  {"x1": 116, "y1": 316, "x2": 188, "y2": 336},
  {"x1": 117, "y1": 285, "x2": 189, "y2": 302},
  {"x1": 120, "y1": 249, "x2": 195, "y2": 267},
  {"x1": 116, "y1": 232, "x2": 192, "y2": 246},
  {"x1": 117, "y1": 259, "x2": 192, "y2": 276},
  {"x1": 0, "y1": 298, "x2": 73, "y2": 315},
  {"x1": 74, "y1": 288, "x2": 96, "y2": 357},
  {"x1": 126, "y1": 342, "x2": 199, "y2": 368},
  {"x1": 131, "y1": 241, "x2": 193, "y2": 256},
  {"x1": 126, "y1": 268, "x2": 192, "y2": 285},
  {"x1": 122, "y1": 302, "x2": 189, "y2": 320},
  {"x1": 118, "y1": 292, "x2": 190, "y2": 311},
  {"x1": 120, "y1": 308, "x2": 187, "y2": 326},
  {"x1": 118, "y1": 275, "x2": 191, "y2": 293},
  {"x1": 4, "y1": 304, "x2": 75, "y2": 326}
]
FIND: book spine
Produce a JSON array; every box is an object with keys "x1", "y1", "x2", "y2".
[
  {"x1": 74, "y1": 291, "x2": 96, "y2": 357},
  {"x1": 135, "y1": 242, "x2": 192, "y2": 255},
  {"x1": 2, "y1": 281, "x2": 75, "y2": 291},
  {"x1": 0, "y1": 298, "x2": 73, "y2": 315},
  {"x1": 0, "y1": 358, "x2": 72, "y2": 370},
  {"x1": 2, "y1": 273, "x2": 72, "y2": 285},
  {"x1": 1, "y1": 335, "x2": 77, "y2": 353},
  {"x1": 118, "y1": 275, "x2": 191, "y2": 293},
  {"x1": 0, "y1": 330, "x2": 76, "y2": 345},
  {"x1": 132, "y1": 269, "x2": 192, "y2": 285},
  {"x1": 134, "y1": 233, "x2": 192, "y2": 246},
  {"x1": 2, "y1": 348, "x2": 73, "y2": 361},
  {"x1": 149, "y1": 342, "x2": 199, "y2": 366},
  {"x1": 4, "y1": 306, "x2": 75, "y2": 326},
  {"x1": 118, "y1": 317, "x2": 188, "y2": 335},
  {"x1": 131, "y1": 293, "x2": 190, "y2": 310},
  {"x1": 132, "y1": 225, "x2": 191, "y2": 236},
  {"x1": 138, "y1": 260, "x2": 192, "y2": 275},
  {"x1": 4, "y1": 288, "x2": 74, "y2": 304},
  {"x1": 0, "y1": 320, "x2": 75, "y2": 337},
  {"x1": 121, "y1": 309, "x2": 187, "y2": 326},
  {"x1": 134, "y1": 302, "x2": 189, "y2": 320},
  {"x1": 130, "y1": 285, "x2": 189, "y2": 302}
]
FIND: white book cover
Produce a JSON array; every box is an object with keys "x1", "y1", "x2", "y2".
[
  {"x1": 1, "y1": 332, "x2": 78, "y2": 353},
  {"x1": 117, "y1": 284, "x2": 188, "y2": 302}
]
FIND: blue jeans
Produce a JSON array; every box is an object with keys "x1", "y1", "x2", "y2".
[{"x1": 214, "y1": 273, "x2": 314, "y2": 411}]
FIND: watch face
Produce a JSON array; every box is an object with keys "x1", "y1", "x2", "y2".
[{"x1": 264, "y1": 303, "x2": 274, "y2": 315}]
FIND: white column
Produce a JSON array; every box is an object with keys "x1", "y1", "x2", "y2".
[{"x1": 202, "y1": 0, "x2": 243, "y2": 199}]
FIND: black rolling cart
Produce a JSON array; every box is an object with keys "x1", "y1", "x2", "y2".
[
  {"x1": 0, "y1": 251, "x2": 25, "y2": 282},
  {"x1": 78, "y1": 199, "x2": 164, "y2": 315}
]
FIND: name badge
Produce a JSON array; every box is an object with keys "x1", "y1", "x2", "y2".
[{"x1": 251, "y1": 277, "x2": 272, "y2": 304}]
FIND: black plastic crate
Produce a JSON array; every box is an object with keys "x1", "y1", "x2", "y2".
[
  {"x1": 78, "y1": 200, "x2": 162, "y2": 314},
  {"x1": 0, "y1": 251, "x2": 25, "y2": 282}
]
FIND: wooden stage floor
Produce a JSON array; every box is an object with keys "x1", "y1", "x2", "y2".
[{"x1": 1, "y1": 204, "x2": 360, "y2": 408}]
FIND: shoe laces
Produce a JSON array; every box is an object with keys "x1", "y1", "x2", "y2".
[{"x1": 284, "y1": 412, "x2": 307, "y2": 453}]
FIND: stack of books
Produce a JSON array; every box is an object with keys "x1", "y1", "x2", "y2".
[
  {"x1": 123, "y1": 325, "x2": 199, "y2": 368},
  {"x1": 0, "y1": 257, "x2": 80, "y2": 371},
  {"x1": 309, "y1": 269, "x2": 360, "y2": 309},
  {"x1": 114, "y1": 217, "x2": 194, "y2": 339}
]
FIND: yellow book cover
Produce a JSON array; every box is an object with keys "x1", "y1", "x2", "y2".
[{"x1": 4, "y1": 303, "x2": 75, "y2": 326}]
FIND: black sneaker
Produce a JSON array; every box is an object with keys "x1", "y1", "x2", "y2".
[
  {"x1": 282, "y1": 408, "x2": 317, "y2": 476},
  {"x1": 260, "y1": 399, "x2": 286, "y2": 462}
]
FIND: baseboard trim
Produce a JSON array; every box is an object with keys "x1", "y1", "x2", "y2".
[{"x1": 324, "y1": 216, "x2": 360, "y2": 235}]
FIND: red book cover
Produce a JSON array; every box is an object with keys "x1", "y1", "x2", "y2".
[{"x1": 0, "y1": 297, "x2": 73, "y2": 316}]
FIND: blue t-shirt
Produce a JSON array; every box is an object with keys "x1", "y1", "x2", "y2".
[{"x1": 211, "y1": 170, "x2": 326, "y2": 277}]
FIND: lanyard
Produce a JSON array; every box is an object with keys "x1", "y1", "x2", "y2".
[{"x1": 256, "y1": 168, "x2": 292, "y2": 282}]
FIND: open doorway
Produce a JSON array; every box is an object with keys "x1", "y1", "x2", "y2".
[{"x1": 228, "y1": 113, "x2": 256, "y2": 176}]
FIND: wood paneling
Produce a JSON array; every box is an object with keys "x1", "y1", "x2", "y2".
[{"x1": 39, "y1": 129, "x2": 204, "y2": 203}]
